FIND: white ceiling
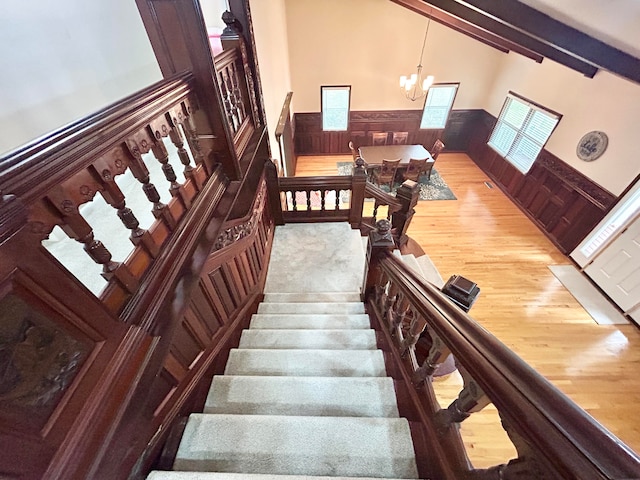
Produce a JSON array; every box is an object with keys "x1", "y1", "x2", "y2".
[{"x1": 518, "y1": 0, "x2": 640, "y2": 59}]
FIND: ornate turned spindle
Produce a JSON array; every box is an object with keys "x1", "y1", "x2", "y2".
[
  {"x1": 306, "y1": 191, "x2": 311, "y2": 211},
  {"x1": 413, "y1": 329, "x2": 451, "y2": 384},
  {"x1": 400, "y1": 309, "x2": 427, "y2": 357},
  {"x1": 291, "y1": 191, "x2": 298, "y2": 211},
  {"x1": 435, "y1": 365, "x2": 491, "y2": 431},
  {"x1": 168, "y1": 126, "x2": 196, "y2": 185},
  {"x1": 182, "y1": 114, "x2": 206, "y2": 170},
  {"x1": 127, "y1": 148, "x2": 175, "y2": 231},
  {"x1": 98, "y1": 168, "x2": 160, "y2": 258},
  {"x1": 151, "y1": 139, "x2": 180, "y2": 197},
  {"x1": 390, "y1": 291, "x2": 409, "y2": 337},
  {"x1": 321, "y1": 190, "x2": 327, "y2": 211},
  {"x1": 58, "y1": 207, "x2": 139, "y2": 294}
]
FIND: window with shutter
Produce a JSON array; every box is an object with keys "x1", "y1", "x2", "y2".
[
  {"x1": 488, "y1": 93, "x2": 561, "y2": 174},
  {"x1": 420, "y1": 83, "x2": 459, "y2": 129}
]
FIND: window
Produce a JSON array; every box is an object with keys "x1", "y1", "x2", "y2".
[
  {"x1": 321, "y1": 85, "x2": 350, "y2": 131},
  {"x1": 420, "y1": 83, "x2": 459, "y2": 129},
  {"x1": 488, "y1": 92, "x2": 561, "y2": 174}
]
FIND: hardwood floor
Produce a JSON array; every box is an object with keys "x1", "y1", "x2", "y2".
[{"x1": 294, "y1": 152, "x2": 640, "y2": 468}]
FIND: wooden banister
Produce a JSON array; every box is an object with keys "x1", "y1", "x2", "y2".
[{"x1": 365, "y1": 243, "x2": 640, "y2": 479}]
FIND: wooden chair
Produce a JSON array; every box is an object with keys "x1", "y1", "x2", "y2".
[
  {"x1": 371, "y1": 158, "x2": 401, "y2": 189},
  {"x1": 430, "y1": 139, "x2": 445, "y2": 160},
  {"x1": 348, "y1": 140, "x2": 358, "y2": 161},
  {"x1": 402, "y1": 158, "x2": 428, "y2": 182},
  {"x1": 370, "y1": 132, "x2": 388, "y2": 146},
  {"x1": 392, "y1": 131, "x2": 409, "y2": 145}
]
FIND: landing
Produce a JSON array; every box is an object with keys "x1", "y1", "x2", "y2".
[{"x1": 264, "y1": 222, "x2": 365, "y2": 294}]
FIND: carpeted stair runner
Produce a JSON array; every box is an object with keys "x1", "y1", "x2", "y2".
[{"x1": 148, "y1": 223, "x2": 422, "y2": 480}]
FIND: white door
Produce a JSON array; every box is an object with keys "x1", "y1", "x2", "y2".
[{"x1": 584, "y1": 217, "x2": 640, "y2": 312}]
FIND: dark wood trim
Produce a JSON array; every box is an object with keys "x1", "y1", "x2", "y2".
[
  {"x1": 416, "y1": 0, "x2": 599, "y2": 78},
  {"x1": 456, "y1": 0, "x2": 640, "y2": 84},
  {"x1": 390, "y1": 0, "x2": 544, "y2": 63}
]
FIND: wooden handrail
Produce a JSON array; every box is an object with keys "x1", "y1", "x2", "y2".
[
  {"x1": 370, "y1": 248, "x2": 640, "y2": 479},
  {"x1": 364, "y1": 181, "x2": 403, "y2": 212},
  {"x1": 0, "y1": 71, "x2": 196, "y2": 200}
]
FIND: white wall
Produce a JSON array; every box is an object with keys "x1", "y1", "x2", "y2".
[
  {"x1": 249, "y1": 0, "x2": 293, "y2": 171},
  {"x1": 283, "y1": 0, "x2": 503, "y2": 112},
  {"x1": 0, "y1": 0, "x2": 161, "y2": 155},
  {"x1": 485, "y1": 54, "x2": 640, "y2": 196}
]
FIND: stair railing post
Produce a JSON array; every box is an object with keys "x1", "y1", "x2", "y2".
[
  {"x1": 264, "y1": 158, "x2": 284, "y2": 225},
  {"x1": 392, "y1": 180, "x2": 420, "y2": 248},
  {"x1": 362, "y1": 219, "x2": 396, "y2": 302},
  {"x1": 349, "y1": 157, "x2": 367, "y2": 229}
]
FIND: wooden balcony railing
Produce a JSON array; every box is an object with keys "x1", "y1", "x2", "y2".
[
  {"x1": 363, "y1": 220, "x2": 640, "y2": 480},
  {"x1": 269, "y1": 158, "x2": 412, "y2": 236},
  {"x1": 0, "y1": 71, "x2": 261, "y2": 479}
]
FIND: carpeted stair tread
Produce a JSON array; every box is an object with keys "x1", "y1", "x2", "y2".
[
  {"x1": 249, "y1": 314, "x2": 371, "y2": 330},
  {"x1": 263, "y1": 292, "x2": 362, "y2": 303},
  {"x1": 148, "y1": 473, "x2": 421, "y2": 480},
  {"x1": 401, "y1": 254, "x2": 425, "y2": 278},
  {"x1": 238, "y1": 329, "x2": 377, "y2": 350},
  {"x1": 173, "y1": 414, "x2": 419, "y2": 478},
  {"x1": 415, "y1": 255, "x2": 445, "y2": 288},
  {"x1": 263, "y1": 223, "x2": 366, "y2": 294},
  {"x1": 224, "y1": 349, "x2": 387, "y2": 377},
  {"x1": 204, "y1": 376, "x2": 399, "y2": 417},
  {"x1": 257, "y1": 302, "x2": 365, "y2": 314}
]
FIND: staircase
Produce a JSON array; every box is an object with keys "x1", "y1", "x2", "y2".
[{"x1": 147, "y1": 222, "x2": 427, "y2": 480}]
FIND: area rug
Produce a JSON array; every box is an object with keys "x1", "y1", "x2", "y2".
[
  {"x1": 336, "y1": 162, "x2": 456, "y2": 201},
  {"x1": 548, "y1": 265, "x2": 628, "y2": 325}
]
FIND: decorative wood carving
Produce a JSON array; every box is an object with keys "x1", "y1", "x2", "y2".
[{"x1": 214, "y1": 178, "x2": 267, "y2": 250}]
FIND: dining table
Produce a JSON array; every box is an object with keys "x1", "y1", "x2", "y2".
[{"x1": 358, "y1": 144, "x2": 433, "y2": 165}]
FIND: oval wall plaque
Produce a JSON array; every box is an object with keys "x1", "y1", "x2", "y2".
[{"x1": 577, "y1": 131, "x2": 608, "y2": 162}]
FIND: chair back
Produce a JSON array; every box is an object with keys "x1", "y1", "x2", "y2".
[
  {"x1": 374, "y1": 158, "x2": 401, "y2": 187},
  {"x1": 371, "y1": 132, "x2": 388, "y2": 146},
  {"x1": 403, "y1": 158, "x2": 428, "y2": 182},
  {"x1": 392, "y1": 131, "x2": 409, "y2": 145},
  {"x1": 431, "y1": 139, "x2": 445, "y2": 160},
  {"x1": 348, "y1": 140, "x2": 358, "y2": 161}
]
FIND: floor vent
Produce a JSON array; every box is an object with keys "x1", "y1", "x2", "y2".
[{"x1": 484, "y1": 181, "x2": 494, "y2": 189}]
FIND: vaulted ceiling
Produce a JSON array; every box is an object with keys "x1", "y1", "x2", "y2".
[{"x1": 390, "y1": 0, "x2": 640, "y2": 85}]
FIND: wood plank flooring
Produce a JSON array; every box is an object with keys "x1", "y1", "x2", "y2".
[{"x1": 294, "y1": 152, "x2": 640, "y2": 469}]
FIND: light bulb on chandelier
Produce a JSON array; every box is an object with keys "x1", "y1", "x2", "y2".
[{"x1": 400, "y1": 13, "x2": 434, "y2": 101}]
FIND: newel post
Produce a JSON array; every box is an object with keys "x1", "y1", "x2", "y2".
[
  {"x1": 392, "y1": 180, "x2": 420, "y2": 247},
  {"x1": 361, "y1": 219, "x2": 396, "y2": 302},
  {"x1": 264, "y1": 159, "x2": 284, "y2": 225},
  {"x1": 349, "y1": 157, "x2": 367, "y2": 229}
]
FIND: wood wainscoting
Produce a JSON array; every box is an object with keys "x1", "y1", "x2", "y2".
[
  {"x1": 467, "y1": 110, "x2": 616, "y2": 254},
  {"x1": 293, "y1": 109, "x2": 483, "y2": 155}
]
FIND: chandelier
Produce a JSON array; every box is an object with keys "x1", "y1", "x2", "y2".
[{"x1": 399, "y1": 15, "x2": 435, "y2": 101}]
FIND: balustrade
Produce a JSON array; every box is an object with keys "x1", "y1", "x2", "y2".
[
  {"x1": 363, "y1": 220, "x2": 640, "y2": 479},
  {"x1": 1, "y1": 72, "x2": 216, "y2": 311}
]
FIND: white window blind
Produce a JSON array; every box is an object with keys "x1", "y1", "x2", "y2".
[
  {"x1": 321, "y1": 86, "x2": 350, "y2": 131},
  {"x1": 420, "y1": 84, "x2": 458, "y2": 129},
  {"x1": 488, "y1": 94, "x2": 559, "y2": 174}
]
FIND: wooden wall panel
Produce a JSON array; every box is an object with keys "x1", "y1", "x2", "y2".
[
  {"x1": 467, "y1": 110, "x2": 617, "y2": 254},
  {"x1": 293, "y1": 110, "x2": 477, "y2": 155}
]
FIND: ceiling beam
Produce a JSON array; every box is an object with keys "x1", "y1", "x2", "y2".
[
  {"x1": 391, "y1": 0, "x2": 543, "y2": 62},
  {"x1": 456, "y1": 0, "x2": 640, "y2": 84},
  {"x1": 417, "y1": 0, "x2": 599, "y2": 78}
]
